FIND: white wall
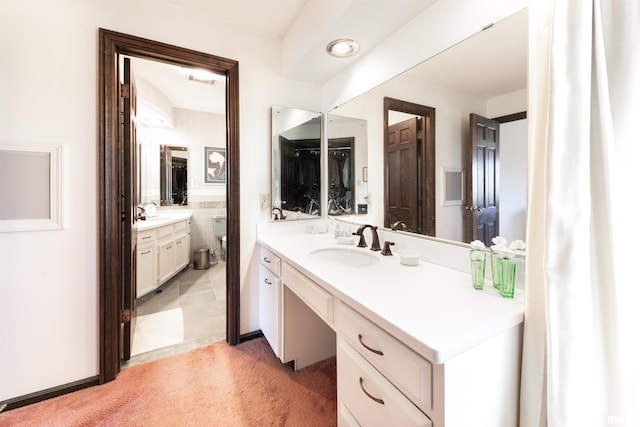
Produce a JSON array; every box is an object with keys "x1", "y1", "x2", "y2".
[{"x1": 0, "y1": 0, "x2": 320, "y2": 401}]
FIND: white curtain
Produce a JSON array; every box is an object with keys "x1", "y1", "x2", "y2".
[{"x1": 522, "y1": 1, "x2": 640, "y2": 426}]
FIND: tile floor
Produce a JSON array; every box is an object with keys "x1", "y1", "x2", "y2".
[{"x1": 123, "y1": 260, "x2": 227, "y2": 368}]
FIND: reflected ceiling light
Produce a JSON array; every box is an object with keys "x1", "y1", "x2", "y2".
[
  {"x1": 326, "y1": 38, "x2": 360, "y2": 58},
  {"x1": 182, "y1": 67, "x2": 225, "y2": 84}
]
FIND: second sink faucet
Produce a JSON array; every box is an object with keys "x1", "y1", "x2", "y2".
[
  {"x1": 353, "y1": 224, "x2": 381, "y2": 251},
  {"x1": 272, "y1": 207, "x2": 286, "y2": 221}
]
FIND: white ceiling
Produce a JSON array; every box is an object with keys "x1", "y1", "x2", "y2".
[{"x1": 131, "y1": 1, "x2": 527, "y2": 121}]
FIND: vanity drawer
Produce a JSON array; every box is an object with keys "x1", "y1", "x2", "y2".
[
  {"x1": 174, "y1": 219, "x2": 187, "y2": 233},
  {"x1": 157, "y1": 224, "x2": 174, "y2": 240},
  {"x1": 260, "y1": 246, "x2": 281, "y2": 276},
  {"x1": 338, "y1": 337, "x2": 432, "y2": 427},
  {"x1": 336, "y1": 301, "x2": 433, "y2": 413},
  {"x1": 282, "y1": 262, "x2": 333, "y2": 323},
  {"x1": 137, "y1": 229, "x2": 157, "y2": 245}
]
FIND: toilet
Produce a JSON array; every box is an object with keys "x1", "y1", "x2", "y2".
[{"x1": 213, "y1": 215, "x2": 227, "y2": 262}]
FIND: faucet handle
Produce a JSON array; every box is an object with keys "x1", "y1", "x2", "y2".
[{"x1": 381, "y1": 241, "x2": 395, "y2": 256}]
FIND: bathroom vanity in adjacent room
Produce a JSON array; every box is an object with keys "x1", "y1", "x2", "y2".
[
  {"x1": 134, "y1": 212, "x2": 192, "y2": 298},
  {"x1": 257, "y1": 221, "x2": 524, "y2": 427}
]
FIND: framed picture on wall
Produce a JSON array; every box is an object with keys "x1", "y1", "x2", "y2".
[{"x1": 204, "y1": 146, "x2": 226, "y2": 183}]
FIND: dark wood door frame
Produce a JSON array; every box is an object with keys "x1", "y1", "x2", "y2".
[
  {"x1": 98, "y1": 29, "x2": 240, "y2": 384},
  {"x1": 383, "y1": 97, "x2": 436, "y2": 236}
]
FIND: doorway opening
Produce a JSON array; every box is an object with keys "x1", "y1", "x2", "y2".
[{"x1": 98, "y1": 29, "x2": 240, "y2": 383}]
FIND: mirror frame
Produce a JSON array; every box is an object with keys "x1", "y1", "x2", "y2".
[{"x1": 383, "y1": 97, "x2": 436, "y2": 235}]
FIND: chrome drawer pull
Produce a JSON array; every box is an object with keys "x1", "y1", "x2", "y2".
[
  {"x1": 359, "y1": 377, "x2": 385, "y2": 405},
  {"x1": 263, "y1": 257, "x2": 271, "y2": 263},
  {"x1": 264, "y1": 279, "x2": 272, "y2": 285},
  {"x1": 358, "y1": 334, "x2": 383, "y2": 356}
]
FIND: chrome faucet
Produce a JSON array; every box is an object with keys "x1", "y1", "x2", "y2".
[
  {"x1": 353, "y1": 224, "x2": 381, "y2": 251},
  {"x1": 272, "y1": 207, "x2": 285, "y2": 221}
]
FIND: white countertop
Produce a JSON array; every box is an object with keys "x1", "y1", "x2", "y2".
[
  {"x1": 258, "y1": 231, "x2": 524, "y2": 364},
  {"x1": 134, "y1": 211, "x2": 192, "y2": 230}
]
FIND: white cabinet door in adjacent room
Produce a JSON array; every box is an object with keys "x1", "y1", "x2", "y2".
[
  {"x1": 174, "y1": 234, "x2": 189, "y2": 272},
  {"x1": 136, "y1": 244, "x2": 157, "y2": 298},
  {"x1": 158, "y1": 239, "x2": 174, "y2": 284}
]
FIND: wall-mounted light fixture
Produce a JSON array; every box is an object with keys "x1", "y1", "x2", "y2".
[{"x1": 326, "y1": 38, "x2": 360, "y2": 58}]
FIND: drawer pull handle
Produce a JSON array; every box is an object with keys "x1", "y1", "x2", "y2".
[
  {"x1": 358, "y1": 334, "x2": 384, "y2": 356},
  {"x1": 359, "y1": 377, "x2": 384, "y2": 405},
  {"x1": 263, "y1": 257, "x2": 271, "y2": 263},
  {"x1": 142, "y1": 236, "x2": 152, "y2": 240},
  {"x1": 264, "y1": 279, "x2": 272, "y2": 285},
  {"x1": 141, "y1": 250, "x2": 151, "y2": 255}
]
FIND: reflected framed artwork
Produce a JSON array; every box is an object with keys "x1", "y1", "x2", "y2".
[{"x1": 204, "y1": 146, "x2": 226, "y2": 183}]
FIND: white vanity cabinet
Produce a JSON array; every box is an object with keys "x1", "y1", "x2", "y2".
[
  {"x1": 335, "y1": 300, "x2": 522, "y2": 427},
  {"x1": 257, "y1": 231, "x2": 524, "y2": 427},
  {"x1": 259, "y1": 246, "x2": 282, "y2": 357},
  {"x1": 336, "y1": 301, "x2": 433, "y2": 420},
  {"x1": 258, "y1": 245, "x2": 336, "y2": 370},
  {"x1": 136, "y1": 216, "x2": 191, "y2": 298}
]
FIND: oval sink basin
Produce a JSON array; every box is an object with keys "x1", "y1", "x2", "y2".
[{"x1": 308, "y1": 247, "x2": 380, "y2": 268}]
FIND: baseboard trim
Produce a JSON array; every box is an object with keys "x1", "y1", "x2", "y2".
[
  {"x1": 239, "y1": 330, "x2": 264, "y2": 343},
  {"x1": 0, "y1": 376, "x2": 99, "y2": 412}
]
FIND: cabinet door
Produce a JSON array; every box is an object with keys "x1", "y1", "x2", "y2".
[
  {"x1": 136, "y1": 244, "x2": 157, "y2": 298},
  {"x1": 158, "y1": 240, "x2": 174, "y2": 284},
  {"x1": 174, "y1": 234, "x2": 189, "y2": 272},
  {"x1": 259, "y1": 264, "x2": 281, "y2": 357}
]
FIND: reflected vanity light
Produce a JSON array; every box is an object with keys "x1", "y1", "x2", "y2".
[
  {"x1": 326, "y1": 38, "x2": 360, "y2": 58},
  {"x1": 181, "y1": 67, "x2": 225, "y2": 84}
]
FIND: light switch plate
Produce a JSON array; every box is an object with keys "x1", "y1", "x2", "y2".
[{"x1": 260, "y1": 193, "x2": 269, "y2": 209}]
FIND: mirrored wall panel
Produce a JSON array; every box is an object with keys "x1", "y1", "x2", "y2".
[{"x1": 327, "y1": 8, "x2": 528, "y2": 245}]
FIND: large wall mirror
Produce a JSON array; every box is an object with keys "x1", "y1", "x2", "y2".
[
  {"x1": 271, "y1": 105, "x2": 322, "y2": 219},
  {"x1": 328, "y1": 8, "x2": 528, "y2": 246}
]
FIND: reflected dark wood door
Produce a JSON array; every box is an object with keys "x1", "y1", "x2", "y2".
[
  {"x1": 121, "y1": 57, "x2": 138, "y2": 361},
  {"x1": 386, "y1": 117, "x2": 420, "y2": 232},
  {"x1": 466, "y1": 113, "x2": 499, "y2": 246}
]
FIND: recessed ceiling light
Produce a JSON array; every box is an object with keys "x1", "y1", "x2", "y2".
[{"x1": 326, "y1": 38, "x2": 360, "y2": 58}]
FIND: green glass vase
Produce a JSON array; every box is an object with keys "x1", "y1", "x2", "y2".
[
  {"x1": 490, "y1": 253, "x2": 501, "y2": 290},
  {"x1": 470, "y1": 250, "x2": 486, "y2": 290},
  {"x1": 498, "y1": 257, "x2": 516, "y2": 298}
]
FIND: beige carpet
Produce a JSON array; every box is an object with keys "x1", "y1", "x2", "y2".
[
  {"x1": 0, "y1": 337, "x2": 337, "y2": 426},
  {"x1": 131, "y1": 308, "x2": 184, "y2": 356}
]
